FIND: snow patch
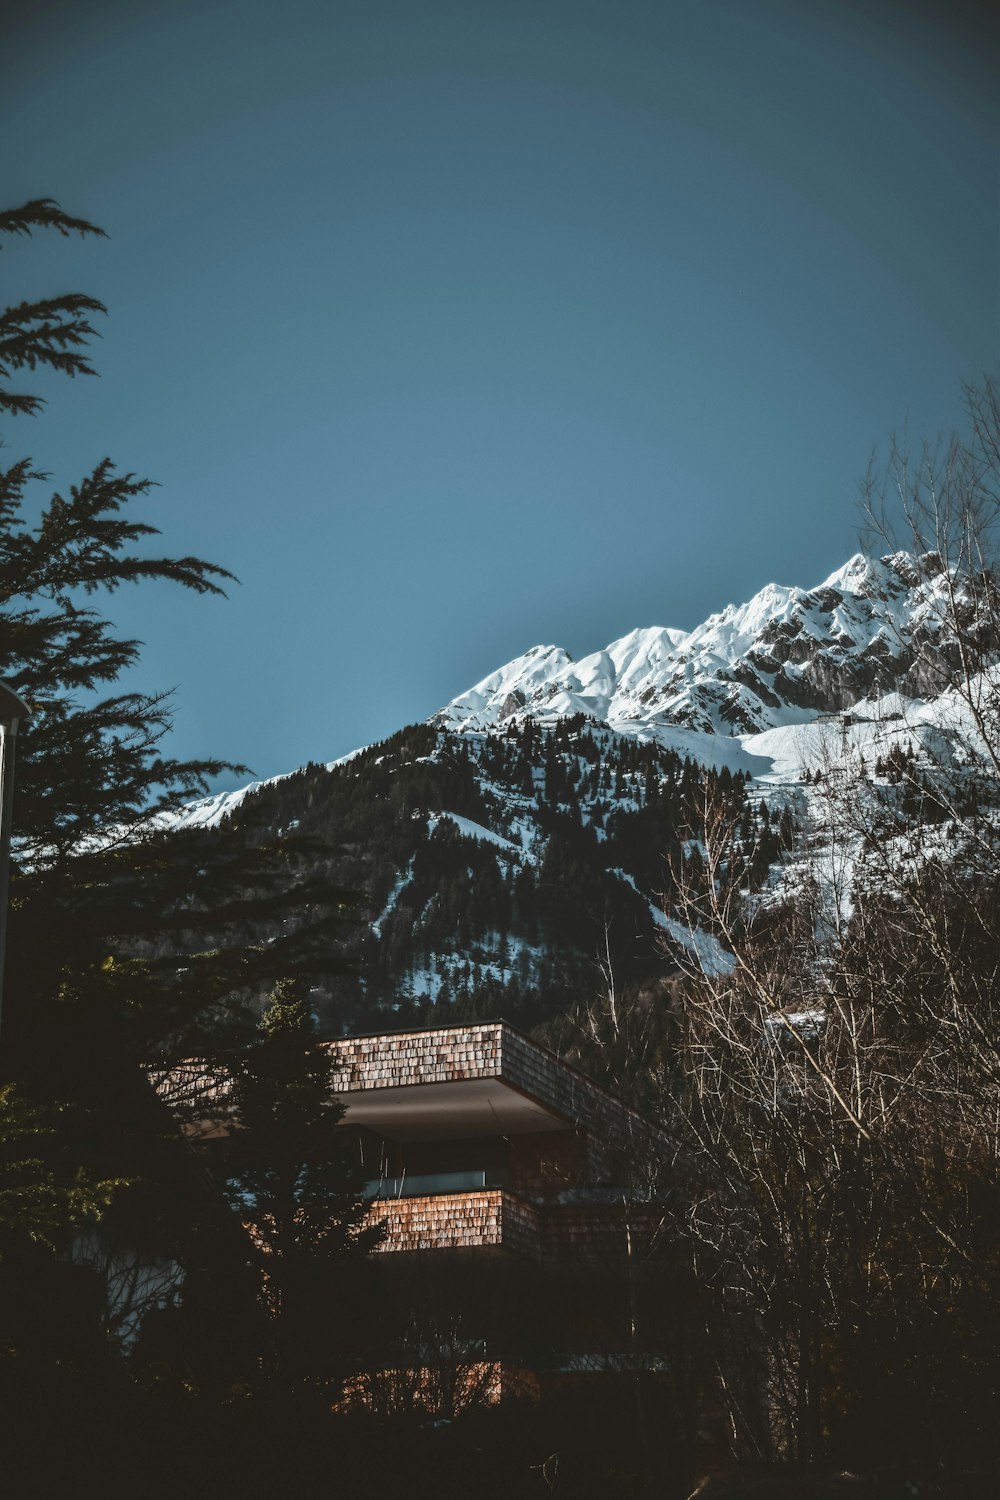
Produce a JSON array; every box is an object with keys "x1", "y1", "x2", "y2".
[
  {"x1": 610, "y1": 868, "x2": 736, "y2": 977},
  {"x1": 429, "y1": 812, "x2": 519, "y2": 851}
]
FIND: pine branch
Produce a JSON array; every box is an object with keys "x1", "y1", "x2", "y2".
[
  {"x1": 0, "y1": 460, "x2": 237, "y2": 602},
  {"x1": 0, "y1": 201, "x2": 107, "y2": 412},
  {"x1": 0, "y1": 198, "x2": 107, "y2": 244},
  {"x1": 0, "y1": 294, "x2": 107, "y2": 414}
]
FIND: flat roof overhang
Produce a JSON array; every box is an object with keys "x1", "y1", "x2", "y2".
[{"x1": 341, "y1": 1076, "x2": 573, "y2": 1142}]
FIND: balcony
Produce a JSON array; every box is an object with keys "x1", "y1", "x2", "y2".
[{"x1": 368, "y1": 1187, "x2": 540, "y2": 1256}]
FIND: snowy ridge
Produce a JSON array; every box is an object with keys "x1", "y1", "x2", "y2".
[
  {"x1": 434, "y1": 552, "x2": 973, "y2": 744},
  {"x1": 175, "y1": 550, "x2": 983, "y2": 834}
]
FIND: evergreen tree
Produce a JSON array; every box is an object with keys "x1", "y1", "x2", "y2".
[
  {"x1": 0, "y1": 197, "x2": 357, "y2": 1058},
  {"x1": 222, "y1": 979, "x2": 382, "y2": 1394},
  {"x1": 0, "y1": 200, "x2": 360, "y2": 1382}
]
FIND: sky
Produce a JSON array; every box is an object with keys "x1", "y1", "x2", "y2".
[{"x1": 2, "y1": 0, "x2": 997, "y2": 788}]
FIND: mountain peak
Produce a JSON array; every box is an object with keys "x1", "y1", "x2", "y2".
[{"x1": 435, "y1": 551, "x2": 946, "y2": 740}]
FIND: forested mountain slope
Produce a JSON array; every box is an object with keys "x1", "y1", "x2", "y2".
[{"x1": 198, "y1": 717, "x2": 774, "y2": 1035}]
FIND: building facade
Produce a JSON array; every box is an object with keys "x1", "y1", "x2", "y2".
[
  {"x1": 155, "y1": 1021, "x2": 689, "y2": 1414},
  {"x1": 321, "y1": 1022, "x2": 687, "y2": 1412},
  {"x1": 325, "y1": 1021, "x2": 662, "y2": 1261}
]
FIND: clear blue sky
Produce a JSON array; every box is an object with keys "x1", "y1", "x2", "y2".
[{"x1": 3, "y1": 0, "x2": 997, "y2": 786}]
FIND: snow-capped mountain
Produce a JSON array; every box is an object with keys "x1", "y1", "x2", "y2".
[
  {"x1": 171, "y1": 550, "x2": 994, "y2": 1036},
  {"x1": 436, "y1": 552, "x2": 967, "y2": 741},
  {"x1": 181, "y1": 550, "x2": 977, "y2": 834}
]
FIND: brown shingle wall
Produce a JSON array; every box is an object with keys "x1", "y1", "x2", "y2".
[
  {"x1": 539, "y1": 1206, "x2": 657, "y2": 1262},
  {"x1": 499, "y1": 1030, "x2": 655, "y2": 1182},
  {"x1": 367, "y1": 1189, "x2": 663, "y2": 1263},
  {"x1": 368, "y1": 1189, "x2": 542, "y2": 1256},
  {"x1": 370, "y1": 1190, "x2": 504, "y2": 1252},
  {"x1": 325, "y1": 1024, "x2": 503, "y2": 1093},
  {"x1": 499, "y1": 1192, "x2": 542, "y2": 1258},
  {"x1": 324, "y1": 1024, "x2": 650, "y2": 1170}
]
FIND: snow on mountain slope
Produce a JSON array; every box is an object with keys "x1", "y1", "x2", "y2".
[
  {"x1": 173, "y1": 747, "x2": 370, "y2": 830},
  {"x1": 435, "y1": 551, "x2": 974, "y2": 748},
  {"x1": 428, "y1": 812, "x2": 520, "y2": 852},
  {"x1": 172, "y1": 783, "x2": 261, "y2": 829},
  {"x1": 175, "y1": 550, "x2": 982, "y2": 833}
]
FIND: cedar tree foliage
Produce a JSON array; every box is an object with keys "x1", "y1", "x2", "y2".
[{"x1": 0, "y1": 200, "x2": 358, "y2": 1281}]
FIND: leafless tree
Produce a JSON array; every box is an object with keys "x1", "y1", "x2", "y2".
[
  {"x1": 861, "y1": 373, "x2": 1000, "y2": 789},
  {"x1": 662, "y1": 613, "x2": 1000, "y2": 1467}
]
